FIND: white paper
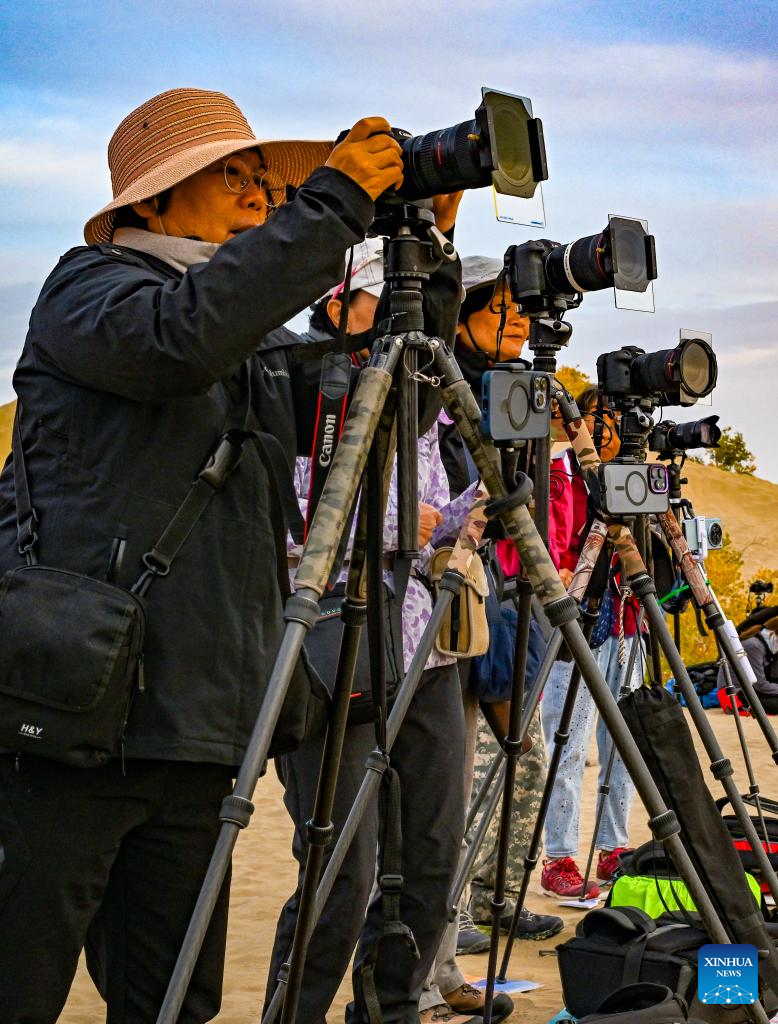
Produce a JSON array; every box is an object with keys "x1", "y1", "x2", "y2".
[
  {"x1": 557, "y1": 896, "x2": 601, "y2": 910},
  {"x1": 470, "y1": 978, "x2": 543, "y2": 994}
]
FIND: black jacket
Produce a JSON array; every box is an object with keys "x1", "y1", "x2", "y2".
[{"x1": 0, "y1": 167, "x2": 374, "y2": 765}]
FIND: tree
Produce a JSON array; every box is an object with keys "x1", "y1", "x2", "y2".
[
  {"x1": 708, "y1": 427, "x2": 756, "y2": 475},
  {"x1": 556, "y1": 364, "x2": 592, "y2": 399}
]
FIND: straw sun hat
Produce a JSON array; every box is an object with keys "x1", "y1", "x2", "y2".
[{"x1": 84, "y1": 87, "x2": 333, "y2": 245}]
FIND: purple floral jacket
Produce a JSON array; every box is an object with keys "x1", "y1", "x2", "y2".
[{"x1": 288, "y1": 425, "x2": 477, "y2": 671}]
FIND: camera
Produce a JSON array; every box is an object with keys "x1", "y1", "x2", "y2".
[
  {"x1": 337, "y1": 88, "x2": 547, "y2": 205},
  {"x1": 503, "y1": 217, "x2": 657, "y2": 316},
  {"x1": 481, "y1": 362, "x2": 552, "y2": 444},
  {"x1": 751, "y1": 580, "x2": 775, "y2": 596},
  {"x1": 596, "y1": 463, "x2": 670, "y2": 516},
  {"x1": 682, "y1": 515, "x2": 724, "y2": 562},
  {"x1": 597, "y1": 337, "x2": 717, "y2": 407},
  {"x1": 650, "y1": 415, "x2": 721, "y2": 454}
]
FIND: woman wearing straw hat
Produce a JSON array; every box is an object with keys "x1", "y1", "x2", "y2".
[{"x1": 0, "y1": 87, "x2": 403, "y2": 1023}]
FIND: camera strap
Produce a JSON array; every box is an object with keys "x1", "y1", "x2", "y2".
[{"x1": 304, "y1": 352, "x2": 354, "y2": 539}]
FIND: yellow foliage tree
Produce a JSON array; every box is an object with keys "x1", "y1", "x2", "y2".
[{"x1": 555, "y1": 364, "x2": 592, "y2": 399}]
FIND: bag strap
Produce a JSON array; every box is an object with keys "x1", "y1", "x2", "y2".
[{"x1": 12, "y1": 404, "x2": 38, "y2": 564}]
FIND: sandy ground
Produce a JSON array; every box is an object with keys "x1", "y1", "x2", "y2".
[{"x1": 59, "y1": 708, "x2": 775, "y2": 1023}]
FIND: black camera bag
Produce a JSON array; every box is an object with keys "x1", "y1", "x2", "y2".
[
  {"x1": 557, "y1": 907, "x2": 705, "y2": 1018},
  {"x1": 577, "y1": 982, "x2": 693, "y2": 1024},
  {"x1": 716, "y1": 795, "x2": 778, "y2": 877},
  {"x1": 0, "y1": 406, "x2": 308, "y2": 767},
  {"x1": 302, "y1": 580, "x2": 403, "y2": 725}
]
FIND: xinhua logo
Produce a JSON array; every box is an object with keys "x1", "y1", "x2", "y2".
[{"x1": 698, "y1": 944, "x2": 758, "y2": 1005}]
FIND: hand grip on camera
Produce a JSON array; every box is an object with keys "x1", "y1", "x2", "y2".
[{"x1": 326, "y1": 117, "x2": 404, "y2": 200}]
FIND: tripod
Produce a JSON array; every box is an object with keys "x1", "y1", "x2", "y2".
[{"x1": 156, "y1": 229, "x2": 771, "y2": 1024}]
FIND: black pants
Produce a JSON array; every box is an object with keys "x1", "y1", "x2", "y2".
[
  {"x1": 266, "y1": 664, "x2": 464, "y2": 1024},
  {"x1": 756, "y1": 692, "x2": 778, "y2": 714},
  {"x1": 0, "y1": 755, "x2": 233, "y2": 1024}
]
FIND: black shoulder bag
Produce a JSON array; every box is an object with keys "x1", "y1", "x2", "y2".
[{"x1": 0, "y1": 407, "x2": 251, "y2": 768}]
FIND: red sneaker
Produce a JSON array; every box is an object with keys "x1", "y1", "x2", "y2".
[
  {"x1": 541, "y1": 857, "x2": 601, "y2": 899},
  {"x1": 597, "y1": 847, "x2": 633, "y2": 882}
]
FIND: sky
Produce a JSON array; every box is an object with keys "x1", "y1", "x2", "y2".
[{"x1": 1, "y1": 0, "x2": 776, "y2": 485}]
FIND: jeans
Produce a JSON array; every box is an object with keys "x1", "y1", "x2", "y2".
[{"x1": 541, "y1": 633, "x2": 644, "y2": 859}]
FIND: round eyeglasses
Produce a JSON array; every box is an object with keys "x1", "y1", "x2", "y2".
[{"x1": 221, "y1": 155, "x2": 284, "y2": 213}]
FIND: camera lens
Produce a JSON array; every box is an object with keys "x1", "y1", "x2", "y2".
[
  {"x1": 632, "y1": 337, "x2": 717, "y2": 403},
  {"x1": 544, "y1": 232, "x2": 611, "y2": 295},
  {"x1": 399, "y1": 121, "x2": 486, "y2": 200},
  {"x1": 708, "y1": 521, "x2": 723, "y2": 547},
  {"x1": 678, "y1": 339, "x2": 716, "y2": 399}
]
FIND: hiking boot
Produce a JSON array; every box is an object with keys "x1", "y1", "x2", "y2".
[
  {"x1": 419, "y1": 1005, "x2": 480, "y2": 1023},
  {"x1": 443, "y1": 982, "x2": 514, "y2": 1023},
  {"x1": 455, "y1": 909, "x2": 491, "y2": 955},
  {"x1": 541, "y1": 856, "x2": 601, "y2": 899},
  {"x1": 597, "y1": 846, "x2": 633, "y2": 882},
  {"x1": 512, "y1": 905, "x2": 564, "y2": 940}
]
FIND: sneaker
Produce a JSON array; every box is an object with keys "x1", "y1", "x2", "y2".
[
  {"x1": 512, "y1": 905, "x2": 564, "y2": 940},
  {"x1": 541, "y1": 856, "x2": 601, "y2": 899},
  {"x1": 443, "y1": 982, "x2": 514, "y2": 1023},
  {"x1": 419, "y1": 1005, "x2": 480, "y2": 1023},
  {"x1": 455, "y1": 909, "x2": 491, "y2": 955},
  {"x1": 597, "y1": 846, "x2": 633, "y2": 882}
]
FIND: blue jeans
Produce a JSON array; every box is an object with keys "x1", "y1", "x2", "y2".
[{"x1": 541, "y1": 633, "x2": 643, "y2": 859}]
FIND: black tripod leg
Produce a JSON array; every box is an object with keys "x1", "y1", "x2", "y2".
[
  {"x1": 446, "y1": 630, "x2": 562, "y2": 919},
  {"x1": 658, "y1": 511, "x2": 778, "y2": 763},
  {"x1": 482, "y1": 578, "x2": 532, "y2": 1024},
  {"x1": 495, "y1": 610, "x2": 598, "y2": 982},
  {"x1": 261, "y1": 500, "x2": 491, "y2": 1024},
  {"x1": 579, "y1": 609, "x2": 646, "y2": 900},
  {"x1": 156, "y1": 353, "x2": 401, "y2": 1024},
  {"x1": 624, "y1": 567, "x2": 778, "y2": 906},
  {"x1": 719, "y1": 651, "x2": 773, "y2": 855},
  {"x1": 278, "y1": 599, "x2": 365, "y2": 1024},
  {"x1": 436, "y1": 368, "x2": 757, "y2": 993}
]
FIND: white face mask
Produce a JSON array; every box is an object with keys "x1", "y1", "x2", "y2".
[{"x1": 760, "y1": 629, "x2": 778, "y2": 655}]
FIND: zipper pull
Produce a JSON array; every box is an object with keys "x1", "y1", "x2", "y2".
[{"x1": 137, "y1": 654, "x2": 145, "y2": 692}]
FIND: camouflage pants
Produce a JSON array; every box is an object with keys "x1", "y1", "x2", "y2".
[{"x1": 466, "y1": 706, "x2": 547, "y2": 922}]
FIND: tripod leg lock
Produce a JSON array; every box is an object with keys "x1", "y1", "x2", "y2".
[
  {"x1": 503, "y1": 737, "x2": 525, "y2": 756},
  {"x1": 438, "y1": 570, "x2": 465, "y2": 596},
  {"x1": 485, "y1": 473, "x2": 534, "y2": 519},
  {"x1": 705, "y1": 610, "x2": 726, "y2": 629},
  {"x1": 365, "y1": 749, "x2": 391, "y2": 776},
  {"x1": 524, "y1": 854, "x2": 539, "y2": 871},
  {"x1": 628, "y1": 572, "x2": 656, "y2": 600},
  {"x1": 489, "y1": 897, "x2": 507, "y2": 915},
  {"x1": 341, "y1": 599, "x2": 367, "y2": 627},
  {"x1": 219, "y1": 794, "x2": 255, "y2": 829},
  {"x1": 305, "y1": 819, "x2": 335, "y2": 848},
  {"x1": 710, "y1": 757, "x2": 733, "y2": 781},
  {"x1": 545, "y1": 596, "x2": 579, "y2": 627},
  {"x1": 648, "y1": 809, "x2": 680, "y2": 842},
  {"x1": 284, "y1": 593, "x2": 320, "y2": 629}
]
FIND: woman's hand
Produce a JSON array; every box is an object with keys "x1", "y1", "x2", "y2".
[
  {"x1": 326, "y1": 117, "x2": 403, "y2": 200},
  {"x1": 431, "y1": 191, "x2": 464, "y2": 234},
  {"x1": 418, "y1": 502, "x2": 443, "y2": 547}
]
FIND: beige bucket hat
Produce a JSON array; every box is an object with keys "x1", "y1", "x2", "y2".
[{"x1": 84, "y1": 87, "x2": 334, "y2": 244}]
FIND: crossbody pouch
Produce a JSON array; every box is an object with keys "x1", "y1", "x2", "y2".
[{"x1": 0, "y1": 406, "x2": 251, "y2": 768}]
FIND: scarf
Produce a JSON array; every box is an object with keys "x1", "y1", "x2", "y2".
[{"x1": 112, "y1": 227, "x2": 219, "y2": 273}]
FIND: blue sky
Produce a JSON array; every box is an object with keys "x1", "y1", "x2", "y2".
[{"x1": 1, "y1": 0, "x2": 776, "y2": 483}]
